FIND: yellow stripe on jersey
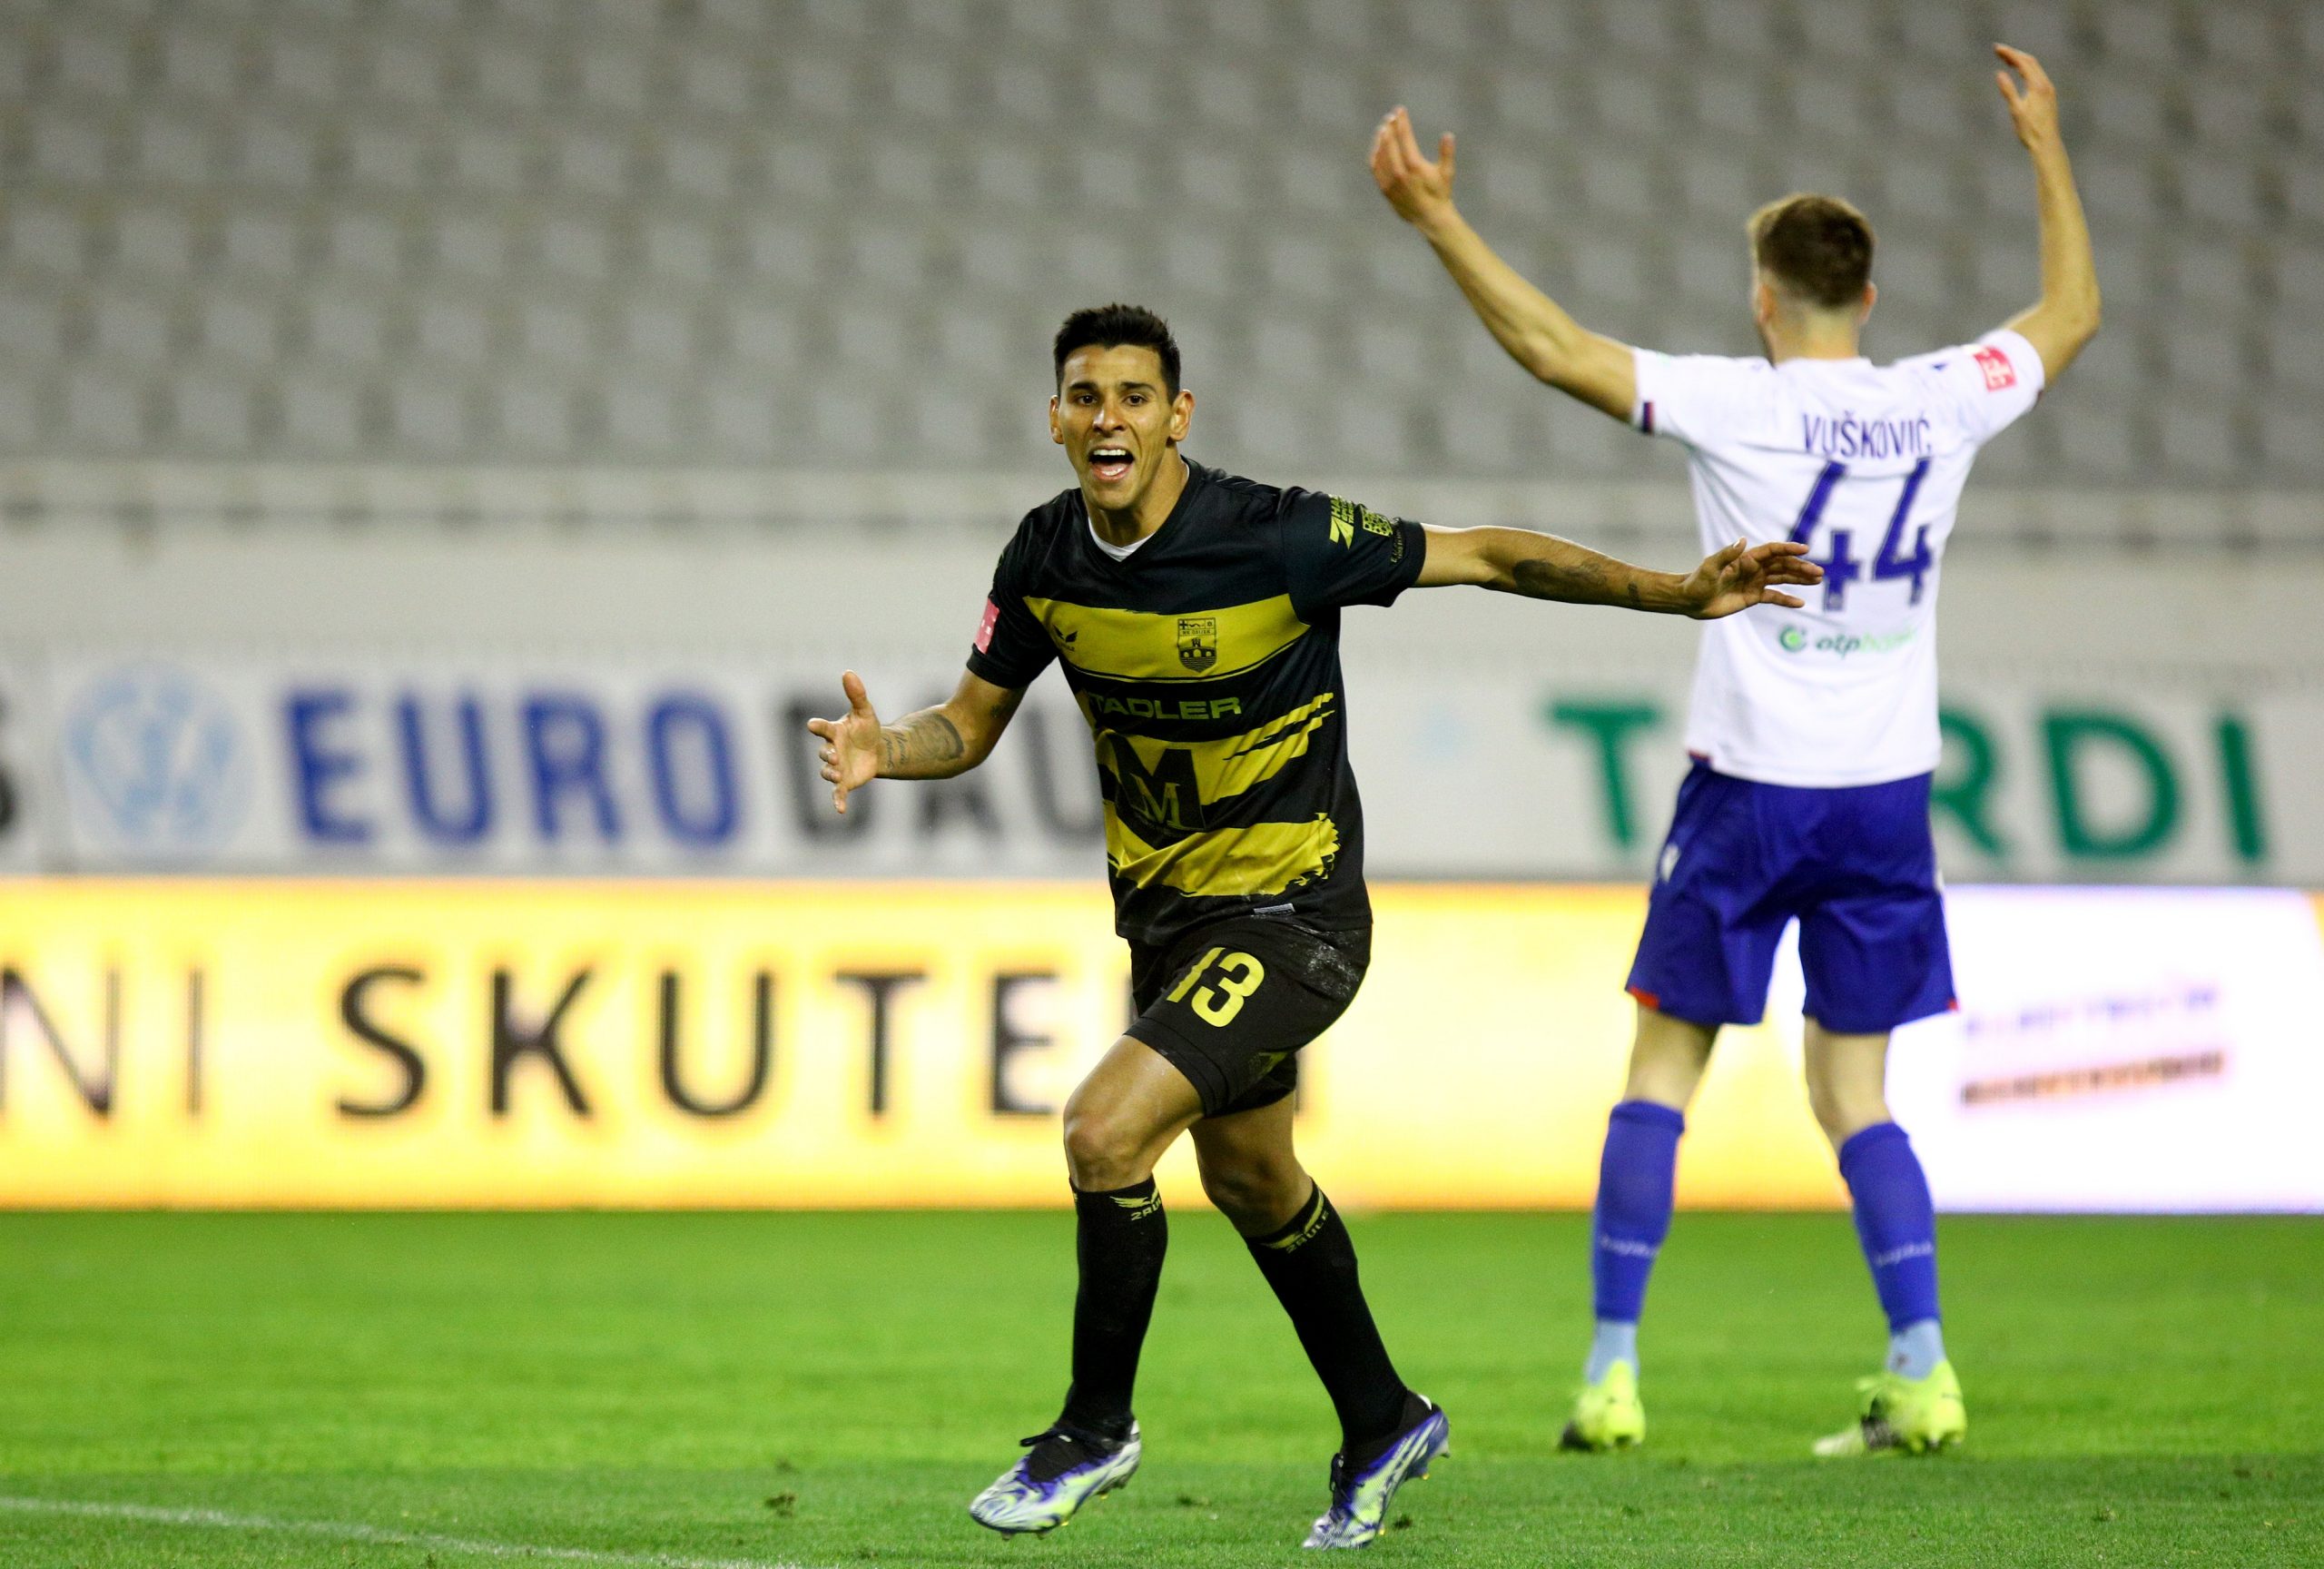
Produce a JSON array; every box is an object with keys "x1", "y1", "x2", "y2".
[
  {"x1": 1098, "y1": 693, "x2": 1337, "y2": 827},
  {"x1": 1024, "y1": 594, "x2": 1308, "y2": 683},
  {"x1": 1105, "y1": 807, "x2": 1342, "y2": 899}
]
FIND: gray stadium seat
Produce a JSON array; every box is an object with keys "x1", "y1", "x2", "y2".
[
  {"x1": 2157, "y1": 405, "x2": 2240, "y2": 483},
  {"x1": 726, "y1": 301, "x2": 801, "y2": 372},
  {"x1": 2259, "y1": 405, "x2": 2324, "y2": 482},
  {"x1": 702, "y1": 381, "x2": 784, "y2": 463},
  {"x1": 494, "y1": 380, "x2": 580, "y2": 458},
  {"x1": 2177, "y1": 153, "x2": 2265, "y2": 231},
  {"x1": 448, "y1": 128, "x2": 532, "y2": 198},
  {"x1": 2050, "y1": 405, "x2": 2142, "y2": 485},
  {"x1": 470, "y1": 36, "x2": 552, "y2": 112},
  {"x1": 0, "y1": 377, "x2": 41, "y2": 450},
  {"x1": 388, "y1": 376, "x2": 475, "y2": 456},
  {"x1": 261, "y1": 38, "x2": 341, "y2": 110},
  {"x1": 88, "y1": 289, "x2": 172, "y2": 360},
  {"x1": 221, "y1": 212, "x2": 302, "y2": 279},
  {"x1": 2093, "y1": 3, "x2": 2176, "y2": 67},
  {"x1": 0, "y1": 283, "x2": 64, "y2": 358},
  {"x1": 417, "y1": 298, "x2": 498, "y2": 370},
  {"x1": 1292, "y1": 64, "x2": 1365, "y2": 138},
  {"x1": 2199, "y1": 5, "x2": 2279, "y2": 68},
  {"x1": 64, "y1": 365, "x2": 151, "y2": 449},
  {"x1": 6, "y1": 200, "x2": 86, "y2": 275},
  {"x1": 305, "y1": 292, "x2": 391, "y2": 367},
  {"x1": 168, "y1": 367, "x2": 259, "y2": 453},
  {"x1": 1695, "y1": 0, "x2": 1782, "y2": 64},
  {"x1": 198, "y1": 292, "x2": 281, "y2": 363},
  {"x1": 158, "y1": 27, "x2": 238, "y2": 103}
]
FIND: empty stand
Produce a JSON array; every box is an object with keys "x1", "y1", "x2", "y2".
[{"x1": 0, "y1": 0, "x2": 2316, "y2": 532}]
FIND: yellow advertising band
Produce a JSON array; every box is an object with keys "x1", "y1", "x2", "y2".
[{"x1": 0, "y1": 880, "x2": 1871, "y2": 1209}]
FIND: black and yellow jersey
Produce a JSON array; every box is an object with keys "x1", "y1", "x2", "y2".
[{"x1": 966, "y1": 459, "x2": 1424, "y2": 946}]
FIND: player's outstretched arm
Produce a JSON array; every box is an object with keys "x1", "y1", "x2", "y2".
[
  {"x1": 1416, "y1": 527, "x2": 1821, "y2": 620},
  {"x1": 1993, "y1": 44, "x2": 2101, "y2": 381},
  {"x1": 805, "y1": 668, "x2": 1024, "y2": 814},
  {"x1": 1369, "y1": 107, "x2": 1636, "y2": 421}
]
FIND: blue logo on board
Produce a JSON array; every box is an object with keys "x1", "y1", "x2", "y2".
[{"x1": 64, "y1": 666, "x2": 251, "y2": 854}]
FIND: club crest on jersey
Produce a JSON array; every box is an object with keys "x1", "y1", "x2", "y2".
[
  {"x1": 1974, "y1": 344, "x2": 2017, "y2": 391},
  {"x1": 1176, "y1": 616, "x2": 1218, "y2": 672}
]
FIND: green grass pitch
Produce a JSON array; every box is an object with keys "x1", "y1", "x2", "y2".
[{"x1": 0, "y1": 1210, "x2": 2317, "y2": 1567}]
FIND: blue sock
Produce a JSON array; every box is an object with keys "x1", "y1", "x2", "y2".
[
  {"x1": 1838, "y1": 1122, "x2": 1943, "y2": 1349},
  {"x1": 1585, "y1": 1321, "x2": 1638, "y2": 1385},
  {"x1": 1887, "y1": 1318, "x2": 1946, "y2": 1380},
  {"x1": 1587, "y1": 1100, "x2": 1685, "y2": 1379}
]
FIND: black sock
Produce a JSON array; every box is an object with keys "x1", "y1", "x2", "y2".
[
  {"x1": 1059, "y1": 1177, "x2": 1167, "y2": 1440},
  {"x1": 1246, "y1": 1185, "x2": 1410, "y2": 1452}
]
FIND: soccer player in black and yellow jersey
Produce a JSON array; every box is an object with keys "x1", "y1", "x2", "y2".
[{"x1": 808, "y1": 304, "x2": 1818, "y2": 1548}]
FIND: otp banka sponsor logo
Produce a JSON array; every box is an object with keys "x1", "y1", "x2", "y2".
[
  {"x1": 64, "y1": 666, "x2": 253, "y2": 855},
  {"x1": 1775, "y1": 624, "x2": 1917, "y2": 658}
]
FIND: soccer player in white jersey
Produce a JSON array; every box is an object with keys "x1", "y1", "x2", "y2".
[{"x1": 1373, "y1": 45, "x2": 2099, "y2": 1455}]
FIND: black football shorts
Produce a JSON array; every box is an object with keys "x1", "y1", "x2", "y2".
[{"x1": 1124, "y1": 914, "x2": 1371, "y2": 1117}]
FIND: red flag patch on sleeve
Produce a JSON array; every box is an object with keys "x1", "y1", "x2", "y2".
[
  {"x1": 1974, "y1": 344, "x2": 2016, "y2": 391},
  {"x1": 974, "y1": 597, "x2": 1000, "y2": 652}
]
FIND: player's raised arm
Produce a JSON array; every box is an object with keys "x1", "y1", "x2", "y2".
[
  {"x1": 805, "y1": 667, "x2": 1024, "y2": 814},
  {"x1": 1369, "y1": 106, "x2": 1636, "y2": 421},
  {"x1": 1414, "y1": 527, "x2": 1821, "y2": 620},
  {"x1": 1993, "y1": 44, "x2": 2101, "y2": 381}
]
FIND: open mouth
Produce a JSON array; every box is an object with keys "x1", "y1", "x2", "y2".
[{"x1": 1088, "y1": 446, "x2": 1134, "y2": 483}]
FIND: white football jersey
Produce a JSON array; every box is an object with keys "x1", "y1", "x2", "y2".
[{"x1": 1632, "y1": 329, "x2": 2044, "y2": 787}]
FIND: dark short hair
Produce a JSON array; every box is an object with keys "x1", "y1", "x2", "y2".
[
  {"x1": 1053, "y1": 303, "x2": 1181, "y2": 397},
  {"x1": 1748, "y1": 193, "x2": 1876, "y2": 311}
]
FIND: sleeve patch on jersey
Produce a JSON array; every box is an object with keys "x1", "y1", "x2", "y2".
[
  {"x1": 974, "y1": 597, "x2": 1000, "y2": 652},
  {"x1": 1640, "y1": 400, "x2": 1657, "y2": 434},
  {"x1": 1326, "y1": 496, "x2": 1396, "y2": 547},
  {"x1": 1973, "y1": 344, "x2": 2016, "y2": 391}
]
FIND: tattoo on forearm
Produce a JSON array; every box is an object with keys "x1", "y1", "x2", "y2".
[
  {"x1": 1512, "y1": 554, "x2": 1619, "y2": 604},
  {"x1": 1511, "y1": 546, "x2": 1667, "y2": 611},
  {"x1": 879, "y1": 711, "x2": 966, "y2": 775}
]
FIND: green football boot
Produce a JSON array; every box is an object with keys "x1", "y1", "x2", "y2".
[
  {"x1": 1813, "y1": 1360, "x2": 1965, "y2": 1456},
  {"x1": 1558, "y1": 1360, "x2": 1646, "y2": 1452}
]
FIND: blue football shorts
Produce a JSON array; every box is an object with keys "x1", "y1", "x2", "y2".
[{"x1": 1625, "y1": 758, "x2": 1955, "y2": 1035}]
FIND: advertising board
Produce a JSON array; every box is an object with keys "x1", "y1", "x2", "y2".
[
  {"x1": 0, "y1": 881, "x2": 2314, "y2": 1211},
  {"x1": 1, "y1": 653, "x2": 2316, "y2": 884}
]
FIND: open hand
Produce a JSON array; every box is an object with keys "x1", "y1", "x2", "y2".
[
  {"x1": 804, "y1": 670, "x2": 882, "y2": 814},
  {"x1": 1994, "y1": 44, "x2": 2060, "y2": 150},
  {"x1": 1369, "y1": 106, "x2": 1457, "y2": 231},
  {"x1": 1684, "y1": 539, "x2": 1823, "y2": 620}
]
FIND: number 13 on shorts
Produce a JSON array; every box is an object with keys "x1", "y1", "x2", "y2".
[{"x1": 1167, "y1": 947, "x2": 1268, "y2": 1026}]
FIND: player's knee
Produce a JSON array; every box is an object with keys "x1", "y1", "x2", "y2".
[
  {"x1": 1061, "y1": 1098, "x2": 1146, "y2": 1189},
  {"x1": 1198, "y1": 1151, "x2": 1307, "y2": 1232},
  {"x1": 1804, "y1": 1068, "x2": 1886, "y2": 1147},
  {"x1": 1805, "y1": 1073, "x2": 1846, "y2": 1141}
]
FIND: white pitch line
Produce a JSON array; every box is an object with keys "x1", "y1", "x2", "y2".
[{"x1": 0, "y1": 1495, "x2": 820, "y2": 1569}]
